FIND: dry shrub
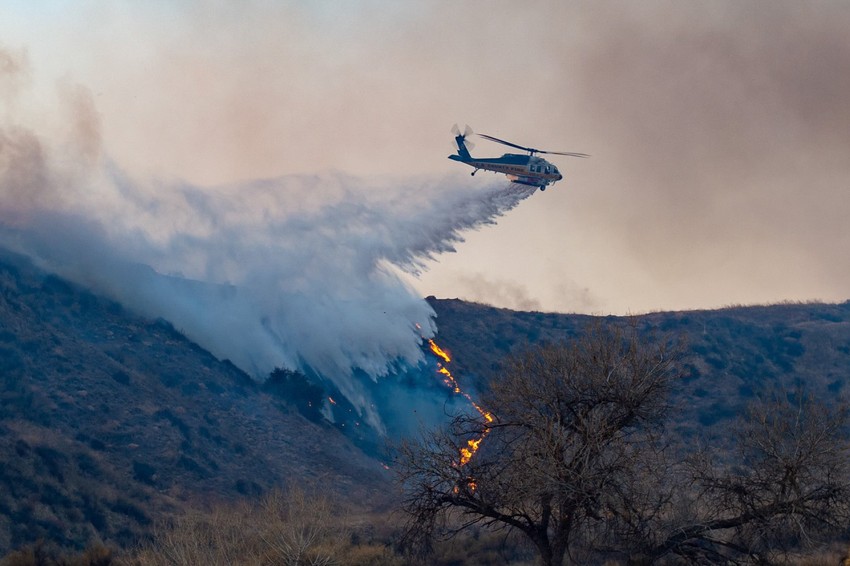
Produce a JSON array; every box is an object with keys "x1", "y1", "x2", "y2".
[
  {"x1": 335, "y1": 544, "x2": 404, "y2": 566},
  {"x1": 132, "y1": 488, "x2": 350, "y2": 566},
  {"x1": 0, "y1": 540, "x2": 114, "y2": 566},
  {"x1": 257, "y1": 488, "x2": 344, "y2": 565}
]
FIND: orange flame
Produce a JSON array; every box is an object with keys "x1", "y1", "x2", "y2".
[
  {"x1": 425, "y1": 334, "x2": 493, "y2": 469},
  {"x1": 428, "y1": 339, "x2": 451, "y2": 363},
  {"x1": 453, "y1": 477, "x2": 478, "y2": 494}
]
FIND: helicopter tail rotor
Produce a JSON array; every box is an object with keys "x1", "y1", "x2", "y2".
[
  {"x1": 451, "y1": 123, "x2": 473, "y2": 138},
  {"x1": 451, "y1": 124, "x2": 475, "y2": 151}
]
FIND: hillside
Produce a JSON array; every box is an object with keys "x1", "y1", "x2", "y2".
[
  {"x1": 0, "y1": 249, "x2": 386, "y2": 555},
  {"x1": 427, "y1": 297, "x2": 850, "y2": 440},
  {"x1": 3, "y1": 242, "x2": 850, "y2": 558}
]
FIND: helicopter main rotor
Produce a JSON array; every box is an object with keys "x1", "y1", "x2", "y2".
[{"x1": 478, "y1": 133, "x2": 589, "y2": 158}]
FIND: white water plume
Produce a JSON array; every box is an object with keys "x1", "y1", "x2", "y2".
[
  {"x1": 5, "y1": 172, "x2": 535, "y2": 429},
  {"x1": 0, "y1": 58, "x2": 536, "y2": 426}
]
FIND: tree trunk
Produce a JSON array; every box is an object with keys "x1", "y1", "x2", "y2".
[
  {"x1": 533, "y1": 532, "x2": 555, "y2": 566},
  {"x1": 533, "y1": 531, "x2": 569, "y2": 566},
  {"x1": 549, "y1": 542, "x2": 567, "y2": 566}
]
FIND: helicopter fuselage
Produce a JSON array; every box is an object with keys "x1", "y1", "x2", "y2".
[
  {"x1": 449, "y1": 133, "x2": 564, "y2": 189},
  {"x1": 449, "y1": 152, "x2": 562, "y2": 188}
]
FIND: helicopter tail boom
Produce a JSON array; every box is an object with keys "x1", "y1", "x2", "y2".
[{"x1": 452, "y1": 134, "x2": 472, "y2": 161}]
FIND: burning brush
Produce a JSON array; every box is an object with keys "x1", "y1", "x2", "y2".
[{"x1": 426, "y1": 338, "x2": 493, "y2": 467}]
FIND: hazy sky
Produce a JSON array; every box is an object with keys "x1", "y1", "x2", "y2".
[{"x1": 2, "y1": 1, "x2": 849, "y2": 315}]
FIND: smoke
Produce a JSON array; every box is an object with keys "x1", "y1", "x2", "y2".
[
  {"x1": 451, "y1": 273, "x2": 543, "y2": 312},
  {"x1": 0, "y1": 49, "x2": 535, "y2": 430},
  {"x1": 563, "y1": 1, "x2": 850, "y2": 309},
  {"x1": 4, "y1": 3, "x2": 850, "y2": 314}
]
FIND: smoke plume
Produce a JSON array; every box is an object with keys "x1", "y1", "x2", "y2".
[{"x1": 0, "y1": 50, "x2": 534, "y2": 429}]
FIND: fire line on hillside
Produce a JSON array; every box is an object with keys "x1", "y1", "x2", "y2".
[{"x1": 423, "y1": 333, "x2": 494, "y2": 467}]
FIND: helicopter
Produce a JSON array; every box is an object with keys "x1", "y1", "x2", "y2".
[{"x1": 448, "y1": 125, "x2": 588, "y2": 190}]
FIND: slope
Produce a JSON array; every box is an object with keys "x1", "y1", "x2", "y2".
[
  {"x1": 427, "y1": 297, "x2": 850, "y2": 440},
  {"x1": 0, "y1": 248, "x2": 386, "y2": 554}
]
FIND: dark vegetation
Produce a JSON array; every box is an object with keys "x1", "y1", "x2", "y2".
[
  {"x1": 397, "y1": 324, "x2": 850, "y2": 564},
  {"x1": 262, "y1": 366, "x2": 389, "y2": 456},
  {"x1": 426, "y1": 297, "x2": 850, "y2": 444},
  {"x1": 0, "y1": 249, "x2": 384, "y2": 557},
  {"x1": 1, "y1": 246, "x2": 850, "y2": 563},
  {"x1": 263, "y1": 367, "x2": 326, "y2": 423}
]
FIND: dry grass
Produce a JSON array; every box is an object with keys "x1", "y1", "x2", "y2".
[
  {"x1": 126, "y1": 488, "x2": 402, "y2": 566},
  {"x1": 776, "y1": 543, "x2": 850, "y2": 566}
]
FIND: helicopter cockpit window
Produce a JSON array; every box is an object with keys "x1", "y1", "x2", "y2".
[{"x1": 545, "y1": 166, "x2": 550, "y2": 174}]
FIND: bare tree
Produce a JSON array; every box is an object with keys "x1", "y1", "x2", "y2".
[
  {"x1": 632, "y1": 391, "x2": 850, "y2": 564},
  {"x1": 395, "y1": 323, "x2": 681, "y2": 566},
  {"x1": 396, "y1": 324, "x2": 850, "y2": 565}
]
